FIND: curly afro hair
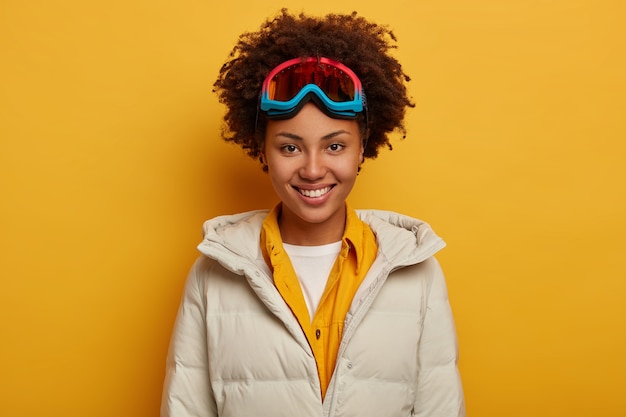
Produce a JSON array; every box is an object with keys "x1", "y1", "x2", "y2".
[{"x1": 213, "y1": 9, "x2": 413, "y2": 164}]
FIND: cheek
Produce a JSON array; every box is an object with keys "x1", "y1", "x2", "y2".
[
  {"x1": 338, "y1": 153, "x2": 361, "y2": 177},
  {"x1": 266, "y1": 158, "x2": 293, "y2": 184}
]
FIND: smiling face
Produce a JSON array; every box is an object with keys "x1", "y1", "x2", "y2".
[{"x1": 263, "y1": 103, "x2": 364, "y2": 245}]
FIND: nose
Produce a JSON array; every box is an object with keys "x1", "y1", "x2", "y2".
[{"x1": 299, "y1": 152, "x2": 326, "y2": 180}]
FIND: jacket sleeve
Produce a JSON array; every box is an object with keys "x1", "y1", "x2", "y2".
[
  {"x1": 161, "y1": 257, "x2": 218, "y2": 417},
  {"x1": 414, "y1": 258, "x2": 465, "y2": 417}
]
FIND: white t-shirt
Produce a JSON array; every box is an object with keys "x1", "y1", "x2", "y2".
[{"x1": 282, "y1": 241, "x2": 342, "y2": 321}]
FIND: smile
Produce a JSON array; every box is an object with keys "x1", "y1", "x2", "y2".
[{"x1": 295, "y1": 186, "x2": 333, "y2": 198}]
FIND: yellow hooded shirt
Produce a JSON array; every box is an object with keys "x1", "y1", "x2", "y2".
[{"x1": 260, "y1": 204, "x2": 378, "y2": 399}]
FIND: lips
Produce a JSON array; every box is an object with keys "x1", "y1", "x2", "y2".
[{"x1": 294, "y1": 186, "x2": 333, "y2": 198}]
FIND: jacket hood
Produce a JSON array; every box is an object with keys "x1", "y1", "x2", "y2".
[
  {"x1": 357, "y1": 209, "x2": 446, "y2": 267},
  {"x1": 197, "y1": 209, "x2": 445, "y2": 275}
]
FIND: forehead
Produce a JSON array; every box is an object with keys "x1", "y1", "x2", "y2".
[{"x1": 265, "y1": 103, "x2": 360, "y2": 140}]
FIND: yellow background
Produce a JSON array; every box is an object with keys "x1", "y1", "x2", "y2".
[{"x1": 1, "y1": 0, "x2": 624, "y2": 415}]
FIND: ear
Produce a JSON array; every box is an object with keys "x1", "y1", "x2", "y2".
[{"x1": 259, "y1": 152, "x2": 269, "y2": 172}]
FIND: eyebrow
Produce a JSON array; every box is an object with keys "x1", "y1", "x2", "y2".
[{"x1": 274, "y1": 130, "x2": 352, "y2": 141}]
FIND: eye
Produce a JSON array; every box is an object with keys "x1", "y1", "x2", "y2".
[
  {"x1": 281, "y1": 144, "x2": 299, "y2": 154},
  {"x1": 327, "y1": 143, "x2": 345, "y2": 152}
]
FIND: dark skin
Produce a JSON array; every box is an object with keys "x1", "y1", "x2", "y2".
[{"x1": 263, "y1": 103, "x2": 364, "y2": 245}]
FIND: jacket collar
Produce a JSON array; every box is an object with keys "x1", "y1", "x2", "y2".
[{"x1": 198, "y1": 208, "x2": 445, "y2": 273}]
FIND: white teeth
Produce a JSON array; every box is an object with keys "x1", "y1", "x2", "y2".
[{"x1": 298, "y1": 186, "x2": 331, "y2": 198}]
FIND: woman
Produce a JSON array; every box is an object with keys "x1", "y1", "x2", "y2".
[{"x1": 162, "y1": 10, "x2": 465, "y2": 417}]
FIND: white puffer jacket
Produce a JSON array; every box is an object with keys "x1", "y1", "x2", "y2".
[{"x1": 161, "y1": 209, "x2": 465, "y2": 417}]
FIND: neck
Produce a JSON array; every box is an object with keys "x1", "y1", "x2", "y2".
[{"x1": 278, "y1": 205, "x2": 346, "y2": 246}]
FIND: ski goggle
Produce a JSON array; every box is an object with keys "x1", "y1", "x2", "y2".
[{"x1": 259, "y1": 57, "x2": 365, "y2": 119}]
